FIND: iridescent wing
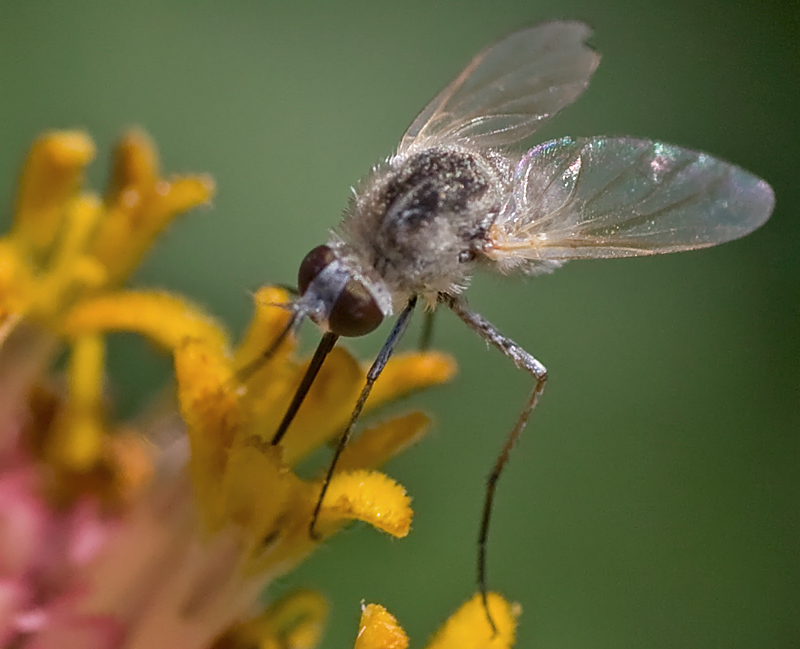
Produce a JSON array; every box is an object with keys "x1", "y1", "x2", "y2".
[
  {"x1": 398, "y1": 21, "x2": 600, "y2": 153},
  {"x1": 485, "y1": 137, "x2": 774, "y2": 268}
]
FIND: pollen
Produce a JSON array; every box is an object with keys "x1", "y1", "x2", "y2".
[
  {"x1": 355, "y1": 604, "x2": 409, "y2": 649},
  {"x1": 319, "y1": 470, "x2": 412, "y2": 538}
]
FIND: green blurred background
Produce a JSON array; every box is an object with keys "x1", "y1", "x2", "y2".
[{"x1": 1, "y1": 1, "x2": 797, "y2": 647}]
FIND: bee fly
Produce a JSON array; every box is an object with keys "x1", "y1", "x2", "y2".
[{"x1": 258, "y1": 21, "x2": 774, "y2": 624}]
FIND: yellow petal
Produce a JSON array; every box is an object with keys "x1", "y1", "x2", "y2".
[
  {"x1": 12, "y1": 131, "x2": 96, "y2": 257},
  {"x1": 48, "y1": 193, "x2": 103, "y2": 273},
  {"x1": 61, "y1": 290, "x2": 229, "y2": 354},
  {"x1": 364, "y1": 351, "x2": 456, "y2": 412},
  {"x1": 238, "y1": 345, "x2": 361, "y2": 466},
  {"x1": 246, "y1": 345, "x2": 455, "y2": 468},
  {"x1": 355, "y1": 604, "x2": 409, "y2": 649},
  {"x1": 337, "y1": 412, "x2": 431, "y2": 473},
  {"x1": 220, "y1": 440, "x2": 295, "y2": 542},
  {"x1": 274, "y1": 350, "x2": 454, "y2": 468},
  {"x1": 425, "y1": 594, "x2": 519, "y2": 649},
  {"x1": 266, "y1": 590, "x2": 328, "y2": 649},
  {"x1": 318, "y1": 470, "x2": 412, "y2": 538},
  {"x1": 105, "y1": 128, "x2": 158, "y2": 196},
  {"x1": 89, "y1": 130, "x2": 215, "y2": 284},
  {"x1": 233, "y1": 285, "x2": 297, "y2": 377},
  {"x1": 29, "y1": 194, "x2": 107, "y2": 320},
  {"x1": 173, "y1": 337, "x2": 241, "y2": 525},
  {"x1": 45, "y1": 335, "x2": 105, "y2": 471},
  {"x1": 275, "y1": 347, "x2": 362, "y2": 466},
  {"x1": 215, "y1": 590, "x2": 328, "y2": 649},
  {"x1": 0, "y1": 240, "x2": 36, "y2": 320}
]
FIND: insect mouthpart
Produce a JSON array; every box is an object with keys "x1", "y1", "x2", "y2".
[{"x1": 297, "y1": 244, "x2": 385, "y2": 337}]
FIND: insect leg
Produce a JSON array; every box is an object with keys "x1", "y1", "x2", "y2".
[
  {"x1": 237, "y1": 309, "x2": 303, "y2": 384},
  {"x1": 271, "y1": 331, "x2": 339, "y2": 445},
  {"x1": 419, "y1": 309, "x2": 436, "y2": 350},
  {"x1": 444, "y1": 294, "x2": 548, "y2": 631},
  {"x1": 309, "y1": 296, "x2": 418, "y2": 538}
]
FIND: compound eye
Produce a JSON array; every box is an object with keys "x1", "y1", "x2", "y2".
[
  {"x1": 329, "y1": 278, "x2": 384, "y2": 337},
  {"x1": 297, "y1": 245, "x2": 384, "y2": 337},
  {"x1": 298, "y1": 245, "x2": 336, "y2": 295}
]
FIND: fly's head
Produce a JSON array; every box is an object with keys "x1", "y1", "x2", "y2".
[{"x1": 294, "y1": 243, "x2": 391, "y2": 337}]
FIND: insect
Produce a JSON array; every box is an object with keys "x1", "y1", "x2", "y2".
[{"x1": 262, "y1": 20, "x2": 774, "y2": 624}]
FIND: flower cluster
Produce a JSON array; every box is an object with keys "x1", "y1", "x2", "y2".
[{"x1": 0, "y1": 131, "x2": 519, "y2": 648}]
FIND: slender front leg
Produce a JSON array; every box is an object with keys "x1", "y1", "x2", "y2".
[
  {"x1": 309, "y1": 296, "x2": 418, "y2": 538},
  {"x1": 237, "y1": 309, "x2": 303, "y2": 384},
  {"x1": 444, "y1": 294, "x2": 548, "y2": 631}
]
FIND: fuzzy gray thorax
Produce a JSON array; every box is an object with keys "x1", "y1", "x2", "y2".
[{"x1": 335, "y1": 146, "x2": 507, "y2": 311}]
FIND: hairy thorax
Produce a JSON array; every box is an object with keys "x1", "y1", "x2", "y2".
[{"x1": 337, "y1": 147, "x2": 506, "y2": 308}]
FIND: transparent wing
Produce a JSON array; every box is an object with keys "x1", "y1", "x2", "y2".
[
  {"x1": 398, "y1": 21, "x2": 600, "y2": 152},
  {"x1": 486, "y1": 136, "x2": 775, "y2": 264}
]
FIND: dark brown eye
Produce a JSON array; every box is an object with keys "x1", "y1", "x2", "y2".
[
  {"x1": 329, "y1": 278, "x2": 384, "y2": 337},
  {"x1": 298, "y1": 245, "x2": 336, "y2": 295},
  {"x1": 297, "y1": 244, "x2": 384, "y2": 337}
]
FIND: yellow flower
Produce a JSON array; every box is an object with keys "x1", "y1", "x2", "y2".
[
  {"x1": 0, "y1": 129, "x2": 214, "y2": 487},
  {"x1": 353, "y1": 594, "x2": 519, "y2": 649},
  {"x1": 0, "y1": 130, "x2": 516, "y2": 649}
]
